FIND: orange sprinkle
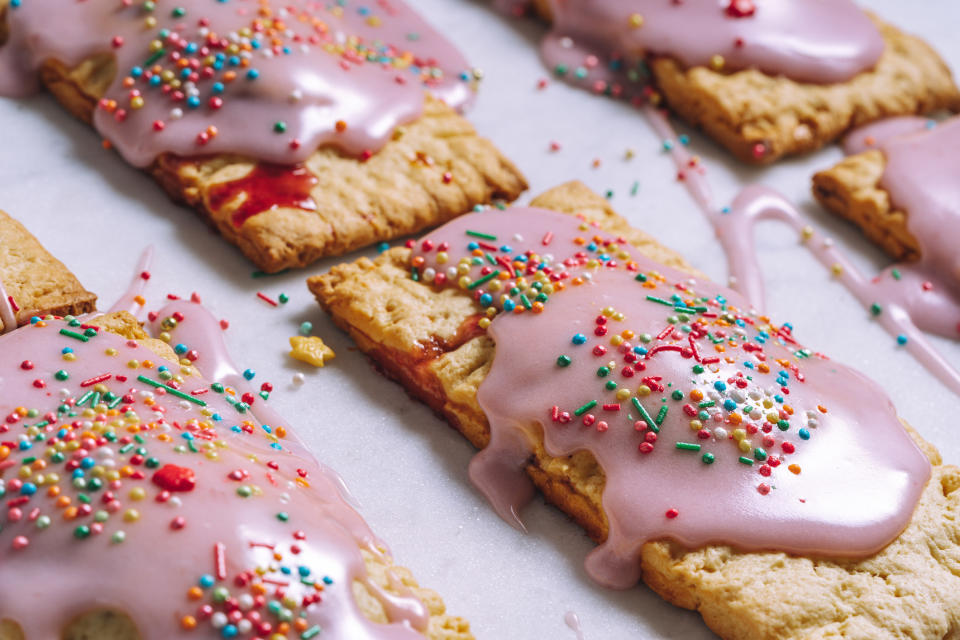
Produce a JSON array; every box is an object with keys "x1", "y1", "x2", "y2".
[
  {"x1": 180, "y1": 615, "x2": 198, "y2": 630},
  {"x1": 817, "y1": 404, "x2": 828, "y2": 413},
  {"x1": 187, "y1": 587, "x2": 204, "y2": 600},
  {"x1": 689, "y1": 389, "x2": 704, "y2": 402},
  {"x1": 55, "y1": 496, "x2": 70, "y2": 508},
  {"x1": 788, "y1": 464, "x2": 802, "y2": 475}
]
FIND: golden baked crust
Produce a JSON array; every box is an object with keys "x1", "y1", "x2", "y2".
[
  {"x1": 1, "y1": 2, "x2": 527, "y2": 272},
  {"x1": 811, "y1": 149, "x2": 919, "y2": 262},
  {"x1": 530, "y1": 0, "x2": 960, "y2": 164},
  {"x1": 0, "y1": 209, "x2": 97, "y2": 332},
  {"x1": 309, "y1": 181, "x2": 960, "y2": 639},
  {"x1": 0, "y1": 311, "x2": 472, "y2": 640}
]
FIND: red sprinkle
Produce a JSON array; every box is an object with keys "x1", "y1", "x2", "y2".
[
  {"x1": 665, "y1": 508, "x2": 679, "y2": 519},
  {"x1": 152, "y1": 464, "x2": 197, "y2": 492},
  {"x1": 256, "y1": 292, "x2": 279, "y2": 307}
]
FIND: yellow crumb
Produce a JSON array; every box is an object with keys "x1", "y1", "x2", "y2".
[{"x1": 289, "y1": 336, "x2": 335, "y2": 367}]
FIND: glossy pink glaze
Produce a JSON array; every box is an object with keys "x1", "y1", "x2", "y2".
[
  {"x1": 412, "y1": 207, "x2": 930, "y2": 589},
  {"x1": 0, "y1": 0, "x2": 473, "y2": 166},
  {"x1": 0, "y1": 309, "x2": 428, "y2": 637},
  {"x1": 842, "y1": 116, "x2": 931, "y2": 154},
  {"x1": 539, "y1": 0, "x2": 883, "y2": 89},
  {"x1": 643, "y1": 108, "x2": 960, "y2": 395}
]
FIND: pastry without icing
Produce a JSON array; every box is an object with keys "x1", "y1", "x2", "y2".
[
  {"x1": 309, "y1": 182, "x2": 960, "y2": 639},
  {"x1": 0, "y1": 209, "x2": 97, "y2": 334},
  {"x1": 0, "y1": 0, "x2": 527, "y2": 272},
  {"x1": 522, "y1": 0, "x2": 960, "y2": 163},
  {"x1": 0, "y1": 306, "x2": 472, "y2": 640}
]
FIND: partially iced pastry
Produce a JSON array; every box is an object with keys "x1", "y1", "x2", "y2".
[
  {"x1": 0, "y1": 306, "x2": 472, "y2": 640},
  {"x1": 0, "y1": 0, "x2": 526, "y2": 271},
  {"x1": 310, "y1": 182, "x2": 960, "y2": 639}
]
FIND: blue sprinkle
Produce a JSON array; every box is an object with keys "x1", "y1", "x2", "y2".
[
  {"x1": 187, "y1": 95, "x2": 201, "y2": 108},
  {"x1": 20, "y1": 482, "x2": 37, "y2": 496},
  {"x1": 174, "y1": 344, "x2": 188, "y2": 355},
  {"x1": 376, "y1": 242, "x2": 389, "y2": 253},
  {"x1": 243, "y1": 369, "x2": 255, "y2": 380},
  {"x1": 896, "y1": 334, "x2": 908, "y2": 345},
  {"x1": 130, "y1": 66, "x2": 143, "y2": 77},
  {"x1": 799, "y1": 428, "x2": 811, "y2": 440},
  {"x1": 212, "y1": 82, "x2": 225, "y2": 94},
  {"x1": 221, "y1": 624, "x2": 238, "y2": 638},
  {"x1": 149, "y1": 75, "x2": 162, "y2": 87},
  {"x1": 503, "y1": 299, "x2": 516, "y2": 312},
  {"x1": 80, "y1": 457, "x2": 96, "y2": 469},
  {"x1": 246, "y1": 68, "x2": 259, "y2": 79},
  {"x1": 713, "y1": 381, "x2": 727, "y2": 392},
  {"x1": 572, "y1": 333, "x2": 587, "y2": 345},
  {"x1": 199, "y1": 574, "x2": 215, "y2": 588},
  {"x1": 723, "y1": 399, "x2": 737, "y2": 411},
  {"x1": 298, "y1": 566, "x2": 311, "y2": 577},
  {"x1": 467, "y1": 242, "x2": 479, "y2": 251},
  {"x1": 18, "y1": 441, "x2": 32, "y2": 451},
  {"x1": 61, "y1": 347, "x2": 73, "y2": 354},
  {"x1": 479, "y1": 293, "x2": 493, "y2": 307}
]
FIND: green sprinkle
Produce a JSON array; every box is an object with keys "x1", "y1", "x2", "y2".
[
  {"x1": 467, "y1": 270, "x2": 500, "y2": 290},
  {"x1": 76, "y1": 391, "x2": 95, "y2": 407},
  {"x1": 54, "y1": 370, "x2": 69, "y2": 381},
  {"x1": 738, "y1": 456, "x2": 755, "y2": 466},
  {"x1": 870, "y1": 303, "x2": 882, "y2": 316},
  {"x1": 236, "y1": 485, "x2": 253, "y2": 498},
  {"x1": 136, "y1": 375, "x2": 207, "y2": 406},
  {"x1": 671, "y1": 390, "x2": 684, "y2": 401},
  {"x1": 144, "y1": 48, "x2": 166, "y2": 66},
  {"x1": 278, "y1": 293, "x2": 289, "y2": 304},
  {"x1": 892, "y1": 268, "x2": 902, "y2": 280},
  {"x1": 211, "y1": 383, "x2": 224, "y2": 393},
  {"x1": 556, "y1": 355, "x2": 572, "y2": 367},
  {"x1": 777, "y1": 419, "x2": 790, "y2": 431},
  {"x1": 252, "y1": 269, "x2": 290, "y2": 278},
  {"x1": 119, "y1": 443, "x2": 134, "y2": 454},
  {"x1": 675, "y1": 442, "x2": 701, "y2": 451},
  {"x1": 604, "y1": 380, "x2": 617, "y2": 390},
  {"x1": 520, "y1": 294, "x2": 532, "y2": 310},
  {"x1": 273, "y1": 120, "x2": 287, "y2": 133},
  {"x1": 276, "y1": 512, "x2": 290, "y2": 522},
  {"x1": 631, "y1": 397, "x2": 659, "y2": 433},
  {"x1": 702, "y1": 452, "x2": 715, "y2": 464},
  {"x1": 698, "y1": 400, "x2": 715, "y2": 408},
  {"x1": 59, "y1": 328, "x2": 88, "y2": 342},
  {"x1": 596, "y1": 366, "x2": 609, "y2": 377},
  {"x1": 754, "y1": 448, "x2": 768, "y2": 461},
  {"x1": 634, "y1": 273, "x2": 647, "y2": 283},
  {"x1": 171, "y1": 6, "x2": 185, "y2": 17},
  {"x1": 574, "y1": 400, "x2": 597, "y2": 416},
  {"x1": 73, "y1": 525, "x2": 91, "y2": 539},
  {"x1": 301, "y1": 626, "x2": 323, "y2": 640},
  {"x1": 692, "y1": 364, "x2": 704, "y2": 374},
  {"x1": 465, "y1": 230, "x2": 497, "y2": 241},
  {"x1": 630, "y1": 180, "x2": 639, "y2": 196},
  {"x1": 645, "y1": 295, "x2": 673, "y2": 306},
  {"x1": 112, "y1": 531, "x2": 126, "y2": 544},
  {"x1": 655, "y1": 405, "x2": 668, "y2": 425},
  {"x1": 410, "y1": 266, "x2": 419, "y2": 282}
]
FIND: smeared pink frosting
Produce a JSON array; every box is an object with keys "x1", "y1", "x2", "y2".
[
  {"x1": 0, "y1": 0, "x2": 473, "y2": 166},
  {"x1": 536, "y1": 0, "x2": 883, "y2": 93},
  {"x1": 411, "y1": 207, "x2": 930, "y2": 589},
  {"x1": 0, "y1": 306, "x2": 429, "y2": 637},
  {"x1": 842, "y1": 116, "x2": 932, "y2": 155}
]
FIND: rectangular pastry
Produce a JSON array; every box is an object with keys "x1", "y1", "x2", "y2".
[
  {"x1": 0, "y1": 306, "x2": 472, "y2": 640},
  {"x1": 528, "y1": 0, "x2": 960, "y2": 163},
  {"x1": 310, "y1": 181, "x2": 960, "y2": 638},
  {"x1": 0, "y1": 0, "x2": 527, "y2": 272},
  {"x1": 0, "y1": 208, "x2": 97, "y2": 333}
]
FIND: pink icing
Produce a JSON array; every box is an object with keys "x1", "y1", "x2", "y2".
[
  {"x1": 0, "y1": 306, "x2": 429, "y2": 637},
  {"x1": 842, "y1": 116, "x2": 932, "y2": 154},
  {"x1": 0, "y1": 0, "x2": 473, "y2": 167},
  {"x1": 537, "y1": 0, "x2": 883, "y2": 92},
  {"x1": 411, "y1": 207, "x2": 930, "y2": 589}
]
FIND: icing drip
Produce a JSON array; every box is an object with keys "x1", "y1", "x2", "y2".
[
  {"x1": 412, "y1": 207, "x2": 930, "y2": 589},
  {"x1": 0, "y1": 272, "x2": 17, "y2": 334},
  {"x1": 107, "y1": 246, "x2": 154, "y2": 318},
  {"x1": 563, "y1": 611, "x2": 585, "y2": 640},
  {"x1": 538, "y1": 0, "x2": 883, "y2": 90},
  {"x1": 0, "y1": 311, "x2": 428, "y2": 637},
  {"x1": 0, "y1": 0, "x2": 474, "y2": 167},
  {"x1": 643, "y1": 108, "x2": 960, "y2": 395}
]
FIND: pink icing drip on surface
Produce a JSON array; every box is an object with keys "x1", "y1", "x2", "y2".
[
  {"x1": 643, "y1": 108, "x2": 960, "y2": 395},
  {"x1": 842, "y1": 116, "x2": 932, "y2": 155},
  {"x1": 413, "y1": 208, "x2": 930, "y2": 589},
  {"x1": 0, "y1": 0, "x2": 473, "y2": 167},
  {"x1": 107, "y1": 246, "x2": 154, "y2": 318},
  {"x1": 0, "y1": 309, "x2": 428, "y2": 637},
  {"x1": 540, "y1": 0, "x2": 883, "y2": 87}
]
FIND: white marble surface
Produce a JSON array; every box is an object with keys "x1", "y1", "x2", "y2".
[{"x1": 1, "y1": 1, "x2": 958, "y2": 638}]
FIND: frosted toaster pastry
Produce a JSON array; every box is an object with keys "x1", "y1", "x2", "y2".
[
  {"x1": 523, "y1": 0, "x2": 960, "y2": 164},
  {"x1": 0, "y1": 306, "x2": 472, "y2": 640},
  {"x1": 309, "y1": 181, "x2": 960, "y2": 639},
  {"x1": 0, "y1": 0, "x2": 527, "y2": 272},
  {"x1": 0, "y1": 208, "x2": 96, "y2": 334}
]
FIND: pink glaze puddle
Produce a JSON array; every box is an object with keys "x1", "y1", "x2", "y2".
[
  {"x1": 412, "y1": 207, "x2": 930, "y2": 589},
  {"x1": 0, "y1": 0, "x2": 474, "y2": 167}
]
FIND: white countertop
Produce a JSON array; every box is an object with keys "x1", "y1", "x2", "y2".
[{"x1": 1, "y1": 1, "x2": 958, "y2": 637}]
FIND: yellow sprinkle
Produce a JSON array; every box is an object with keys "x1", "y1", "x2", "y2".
[
  {"x1": 830, "y1": 263, "x2": 843, "y2": 276},
  {"x1": 710, "y1": 54, "x2": 725, "y2": 71},
  {"x1": 478, "y1": 317, "x2": 492, "y2": 329},
  {"x1": 738, "y1": 439, "x2": 752, "y2": 453},
  {"x1": 800, "y1": 226, "x2": 814, "y2": 241},
  {"x1": 689, "y1": 419, "x2": 702, "y2": 431},
  {"x1": 615, "y1": 389, "x2": 631, "y2": 401},
  {"x1": 628, "y1": 12, "x2": 644, "y2": 27},
  {"x1": 289, "y1": 336, "x2": 336, "y2": 368},
  {"x1": 637, "y1": 385, "x2": 651, "y2": 397}
]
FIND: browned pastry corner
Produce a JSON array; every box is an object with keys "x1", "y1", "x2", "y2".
[
  {"x1": 530, "y1": 1, "x2": 960, "y2": 164},
  {"x1": 308, "y1": 181, "x2": 960, "y2": 639},
  {"x1": 0, "y1": 1, "x2": 527, "y2": 273},
  {"x1": 0, "y1": 209, "x2": 97, "y2": 332},
  {"x1": 812, "y1": 148, "x2": 920, "y2": 262}
]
